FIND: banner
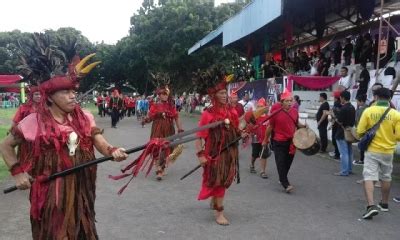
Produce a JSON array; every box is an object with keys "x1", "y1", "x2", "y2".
[
  {"x1": 287, "y1": 75, "x2": 340, "y2": 90},
  {"x1": 229, "y1": 78, "x2": 284, "y2": 104}
]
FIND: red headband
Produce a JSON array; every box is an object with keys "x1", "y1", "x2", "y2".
[{"x1": 39, "y1": 76, "x2": 78, "y2": 94}]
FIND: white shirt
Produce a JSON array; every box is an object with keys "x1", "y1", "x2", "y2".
[
  {"x1": 338, "y1": 75, "x2": 352, "y2": 90},
  {"x1": 239, "y1": 99, "x2": 255, "y2": 112}
]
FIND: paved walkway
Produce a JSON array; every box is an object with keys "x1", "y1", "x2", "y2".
[{"x1": 0, "y1": 113, "x2": 399, "y2": 240}]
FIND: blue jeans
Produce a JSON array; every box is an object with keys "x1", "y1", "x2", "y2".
[{"x1": 336, "y1": 139, "x2": 353, "y2": 175}]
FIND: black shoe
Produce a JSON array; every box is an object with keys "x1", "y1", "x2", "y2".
[
  {"x1": 377, "y1": 202, "x2": 389, "y2": 212},
  {"x1": 353, "y1": 160, "x2": 364, "y2": 165},
  {"x1": 362, "y1": 205, "x2": 379, "y2": 219}
]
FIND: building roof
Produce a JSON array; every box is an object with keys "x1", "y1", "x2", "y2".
[
  {"x1": 188, "y1": 0, "x2": 400, "y2": 56},
  {"x1": 188, "y1": 0, "x2": 282, "y2": 54}
]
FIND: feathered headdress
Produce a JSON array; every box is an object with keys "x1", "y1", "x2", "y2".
[
  {"x1": 150, "y1": 72, "x2": 171, "y2": 95},
  {"x1": 17, "y1": 32, "x2": 100, "y2": 94},
  {"x1": 192, "y1": 65, "x2": 235, "y2": 96}
]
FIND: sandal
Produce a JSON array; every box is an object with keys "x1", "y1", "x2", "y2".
[
  {"x1": 250, "y1": 165, "x2": 256, "y2": 173},
  {"x1": 260, "y1": 172, "x2": 268, "y2": 179}
]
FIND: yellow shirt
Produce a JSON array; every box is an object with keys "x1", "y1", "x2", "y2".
[{"x1": 357, "y1": 101, "x2": 400, "y2": 154}]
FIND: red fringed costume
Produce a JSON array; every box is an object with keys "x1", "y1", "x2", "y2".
[
  {"x1": 9, "y1": 43, "x2": 102, "y2": 239},
  {"x1": 11, "y1": 109, "x2": 101, "y2": 239},
  {"x1": 145, "y1": 87, "x2": 180, "y2": 174},
  {"x1": 194, "y1": 73, "x2": 240, "y2": 200},
  {"x1": 148, "y1": 101, "x2": 177, "y2": 139},
  {"x1": 197, "y1": 106, "x2": 239, "y2": 199},
  {"x1": 12, "y1": 86, "x2": 40, "y2": 173}
]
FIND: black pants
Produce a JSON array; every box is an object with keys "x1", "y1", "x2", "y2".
[
  {"x1": 273, "y1": 140, "x2": 294, "y2": 189},
  {"x1": 111, "y1": 109, "x2": 120, "y2": 127},
  {"x1": 127, "y1": 107, "x2": 134, "y2": 117},
  {"x1": 344, "y1": 56, "x2": 351, "y2": 66},
  {"x1": 360, "y1": 150, "x2": 365, "y2": 162},
  {"x1": 332, "y1": 126, "x2": 340, "y2": 157},
  {"x1": 318, "y1": 126, "x2": 328, "y2": 152}
]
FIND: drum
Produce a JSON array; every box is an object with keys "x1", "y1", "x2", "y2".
[{"x1": 293, "y1": 128, "x2": 320, "y2": 156}]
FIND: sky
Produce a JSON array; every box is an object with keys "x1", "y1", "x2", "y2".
[
  {"x1": 0, "y1": 0, "x2": 232, "y2": 44},
  {"x1": 0, "y1": 0, "x2": 143, "y2": 44}
]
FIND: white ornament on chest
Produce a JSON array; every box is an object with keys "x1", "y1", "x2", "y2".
[{"x1": 67, "y1": 132, "x2": 80, "y2": 156}]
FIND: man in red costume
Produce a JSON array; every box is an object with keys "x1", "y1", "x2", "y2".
[
  {"x1": 144, "y1": 84, "x2": 183, "y2": 180},
  {"x1": 263, "y1": 88, "x2": 306, "y2": 193},
  {"x1": 0, "y1": 37, "x2": 128, "y2": 240},
  {"x1": 12, "y1": 86, "x2": 41, "y2": 126},
  {"x1": 194, "y1": 69, "x2": 239, "y2": 226}
]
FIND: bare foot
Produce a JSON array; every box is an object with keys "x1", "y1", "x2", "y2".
[
  {"x1": 214, "y1": 211, "x2": 229, "y2": 226},
  {"x1": 156, "y1": 171, "x2": 163, "y2": 181},
  {"x1": 285, "y1": 185, "x2": 294, "y2": 193}
]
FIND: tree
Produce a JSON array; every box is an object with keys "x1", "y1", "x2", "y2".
[{"x1": 124, "y1": 0, "x2": 246, "y2": 94}]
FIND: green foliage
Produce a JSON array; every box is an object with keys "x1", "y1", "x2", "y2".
[
  {"x1": 0, "y1": 1, "x2": 248, "y2": 95},
  {"x1": 121, "y1": 0, "x2": 245, "y2": 94}
]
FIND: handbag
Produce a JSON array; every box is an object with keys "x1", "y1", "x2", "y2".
[
  {"x1": 358, "y1": 107, "x2": 391, "y2": 152},
  {"x1": 344, "y1": 126, "x2": 359, "y2": 143},
  {"x1": 332, "y1": 110, "x2": 359, "y2": 143}
]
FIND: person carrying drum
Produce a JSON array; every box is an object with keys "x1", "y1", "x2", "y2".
[{"x1": 263, "y1": 88, "x2": 307, "y2": 193}]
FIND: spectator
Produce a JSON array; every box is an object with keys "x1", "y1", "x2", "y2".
[
  {"x1": 384, "y1": 31, "x2": 396, "y2": 66},
  {"x1": 333, "y1": 90, "x2": 355, "y2": 176},
  {"x1": 357, "y1": 88, "x2": 400, "y2": 219},
  {"x1": 333, "y1": 41, "x2": 343, "y2": 65},
  {"x1": 316, "y1": 93, "x2": 330, "y2": 153},
  {"x1": 316, "y1": 53, "x2": 329, "y2": 76},
  {"x1": 354, "y1": 34, "x2": 364, "y2": 64},
  {"x1": 343, "y1": 38, "x2": 353, "y2": 66},
  {"x1": 329, "y1": 91, "x2": 342, "y2": 160},
  {"x1": 262, "y1": 60, "x2": 275, "y2": 79},
  {"x1": 353, "y1": 94, "x2": 367, "y2": 165},
  {"x1": 356, "y1": 62, "x2": 370, "y2": 98},
  {"x1": 229, "y1": 92, "x2": 244, "y2": 117},
  {"x1": 360, "y1": 33, "x2": 373, "y2": 65},
  {"x1": 292, "y1": 95, "x2": 301, "y2": 111},
  {"x1": 338, "y1": 67, "x2": 352, "y2": 90},
  {"x1": 239, "y1": 92, "x2": 255, "y2": 112}
]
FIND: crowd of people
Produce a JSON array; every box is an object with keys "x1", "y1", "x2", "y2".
[
  {"x1": 260, "y1": 32, "x2": 397, "y2": 78},
  {"x1": 0, "y1": 93, "x2": 20, "y2": 108},
  {"x1": 93, "y1": 90, "x2": 207, "y2": 129},
  {"x1": 0, "y1": 36, "x2": 399, "y2": 239}
]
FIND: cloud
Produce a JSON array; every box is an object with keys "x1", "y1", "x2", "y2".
[{"x1": 0, "y1": 0, "x2": 142, "y2": 44}]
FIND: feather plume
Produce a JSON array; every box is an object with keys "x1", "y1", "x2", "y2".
[
  {"x1": 16, "y1": 33, "x2": 68, "y2": 85},
  {"x1": 150, "y1": 72, "x2": 171, "y2": 88},
  {"x1": 191, "y1": 65, "x2": 227, "y2": 95}
]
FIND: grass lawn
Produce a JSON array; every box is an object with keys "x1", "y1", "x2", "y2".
[
  {"x1": 0, "y1": 108, "x2": 17, "y2": 121},
  {"x1": 82, "y1": 103, "x2": 98, "y2": 115},
  {"x1": 0, "y1": 125, "x2": 10, "y2": 181}
]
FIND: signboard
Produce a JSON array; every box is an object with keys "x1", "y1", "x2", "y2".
[{"x1": 228, "y1": 77, "x2": 285, "y2": 104}]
